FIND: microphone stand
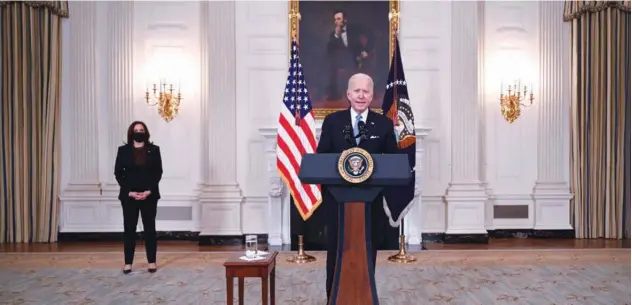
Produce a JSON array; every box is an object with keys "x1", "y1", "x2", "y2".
[{"x1": 357, "y1": 121, "x2": 368, "y2": 143}]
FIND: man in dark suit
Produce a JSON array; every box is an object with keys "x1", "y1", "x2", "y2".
[
  {"x1": 316, "y1": 73, "x2": 399, "y2": 299},
  {"x1": 326, "y1": 10, "x2": 375, "y2": 101}
]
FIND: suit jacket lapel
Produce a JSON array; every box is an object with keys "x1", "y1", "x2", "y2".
[
  {"x1": 345, "y1": 107, "x2": 353, "y2": 132},
  {"x1": 356, "y1": 110, "x2": 374, "y2": 148},
  {"x1": 125, "y1": 144, "x2": 133, "y2": 163},
  {"x1": 366, "y1": 110, "x2": 377, "y2": 130},
  {"x1": 343, "y1": 108, "x2": 356, "y2": 148}
]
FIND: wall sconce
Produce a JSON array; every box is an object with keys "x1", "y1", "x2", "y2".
[
  {"x1": 145, "y1": 80, "x2": 182, "y2": 122},
  {"x1": 500, "y1": 80, "x2": 535, "y2": 123}
]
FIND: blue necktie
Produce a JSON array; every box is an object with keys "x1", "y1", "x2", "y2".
[{"x1": 353, "y1": 114, "x2": 362, "y2": 144}]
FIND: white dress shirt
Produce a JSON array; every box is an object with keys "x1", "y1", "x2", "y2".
[
  {"x1": 334, "y1": 25, "x2": 349, "y2": 47},
  {"x1": 350, "y1": 108, "x2": 368, "y2": 128}
]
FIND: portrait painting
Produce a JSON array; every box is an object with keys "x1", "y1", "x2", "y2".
[{"x1": 290, "y1": 0, "x2": 398, "y2": 119}]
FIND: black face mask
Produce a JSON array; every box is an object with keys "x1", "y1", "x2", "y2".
[{"x1": 132, "y1": 132, "x2": 147, "y2": 142}]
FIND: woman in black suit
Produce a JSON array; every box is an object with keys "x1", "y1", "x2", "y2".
[{"x1": 114, "y1": 121, "x2": 163, "y2": 274}]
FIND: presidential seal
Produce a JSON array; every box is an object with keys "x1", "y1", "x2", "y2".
[{"x1": 337, "y1": 147, "x2": 374, "y2": 184}]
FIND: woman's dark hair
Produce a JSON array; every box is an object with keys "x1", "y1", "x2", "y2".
[{"x1": 126, "y1": 121, "x2": 151, "y2": 144}]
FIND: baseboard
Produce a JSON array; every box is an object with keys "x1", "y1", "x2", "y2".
[
  {"x1": 444, "y1": 234, "x2": 489, "y2": 244},
  {"x1": 198, "y1": 234, "x2": 268, "y2": 246},
  {"x1": 58, "y1": 231, "x2": 200, "y2": 242},
  {"x1": 288, "y1": 233, "x2": 401, "y2": 251},
  {"x1": 421, "y1": 229, "x2": 575, "y2": 244},
  {"x1": 421, "y1": 233, "x2": 445, "y2": 244},
  {"x1": 58, "y1": 232, "x2": 271, "y2": 246},
  {"x1": 420, "y1": 233, "x2": 490, "y2": 244},
  {"x1": 487, "y1": 229, "x2": 575, "y2": 239},
  {"x1": 59, "y1": 230, "x2": 575, "y2": 244}
]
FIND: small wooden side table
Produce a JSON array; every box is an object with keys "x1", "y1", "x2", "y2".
[{"x1": 223, "y1": 251, "x2": 278, "y2": 305}]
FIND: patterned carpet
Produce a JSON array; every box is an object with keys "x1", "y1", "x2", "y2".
[{"x1": 0, "y1": 249, "x2": 629, "y2": 305}]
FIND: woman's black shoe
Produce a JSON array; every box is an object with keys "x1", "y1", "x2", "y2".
[
  {"x1": 148, "y1": 267, "x2": 157, "y2": 273},
  {"x1": 123, "y1": 265, "x2": 132, "y2": 274}
]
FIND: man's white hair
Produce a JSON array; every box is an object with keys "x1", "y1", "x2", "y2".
[{"x1": 347, "y1": 73, "x2": 374, "y2": 90}]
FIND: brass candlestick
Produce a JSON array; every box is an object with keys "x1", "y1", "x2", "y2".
[
  {"x1": 287, "y1": 235, "x2": 316, "y2": 263},
  {"x1": 387, "y1": 234, "x2": 417, "y2": 263}
]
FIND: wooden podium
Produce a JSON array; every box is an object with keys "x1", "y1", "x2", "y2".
[{"x1": 299, "y1": 150, "x2": 412, "y2": 305}]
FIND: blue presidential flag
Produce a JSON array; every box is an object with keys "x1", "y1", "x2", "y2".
[{"x1": 381, "y1": 36, "x2": 416, "y2": 228}]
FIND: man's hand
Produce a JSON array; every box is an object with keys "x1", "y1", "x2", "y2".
[
  {"x1": 360, "y1": 51, "x2": 368, "y2": 58},
  {"x1": 128, "y1": 191, "x2": 139, "y2": 198}
]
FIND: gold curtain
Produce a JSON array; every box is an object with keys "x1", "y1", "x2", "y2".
[
  {"x1": 564, "y1": 1, "x2": 631, "y2": 239},
  {"x1": 0, "y1": 1, "x2": 68, "y2": 243}
]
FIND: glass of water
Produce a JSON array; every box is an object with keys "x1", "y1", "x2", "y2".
[{"x1": 245, "y1": 234, "x2": 258, "y2": 258}]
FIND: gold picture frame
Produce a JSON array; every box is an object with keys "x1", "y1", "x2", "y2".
[{"x1": 289, "y1": 0, "x2": 400, "y2": 120}]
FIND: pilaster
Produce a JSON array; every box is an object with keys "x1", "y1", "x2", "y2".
[
  {"x1": 532, "y1": 1, "x2": 573, "y2": 230},
  {"x1": 403, "y1": 127, "x2": 431, "y2": 245},
  {"x1": 63, "y1": 1, "x2": 100, "y2": 195},
  {"x1": 445, "y1": 1, "x2": 488, "y2": 235},
  {"x1": 102, "y1": 1, "x2": 134, "y2": 195},
  {"x1": 198, "y1": 1, "x2": 243, "y2": 236},
  {"x1": 259, "y1": 128, "x2": 287, "y2": 246}
]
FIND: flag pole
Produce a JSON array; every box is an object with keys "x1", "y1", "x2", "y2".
[
  {"x1": 392, "y1": 34, "x2": 399, "y2": 127},
  {"x1": 386, "y1": 24, "x2": 415, "y2": 264},
  {"x1": 387, "y1": 215, "x2": 417, "y2": 263}
]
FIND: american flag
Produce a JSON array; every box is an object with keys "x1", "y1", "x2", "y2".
[{"x1": 276, "y1": 39, "x2": 322, "y2": 221}]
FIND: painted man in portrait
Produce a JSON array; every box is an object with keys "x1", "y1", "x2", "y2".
[{"x1": 326, "y1": 9, "x2": 376, "y2": 101}]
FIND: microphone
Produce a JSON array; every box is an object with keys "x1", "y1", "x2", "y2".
[
  {"x1": 357, "y1": 121, "x2": 368, "y2": 141},
  {"x1": 343, "y1": 125, "x2": 353, "y2": 143}
]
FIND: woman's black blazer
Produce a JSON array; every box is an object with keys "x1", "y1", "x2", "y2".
[{"x1": 114, "y1": 143, "x2": 163, "y2": 201}]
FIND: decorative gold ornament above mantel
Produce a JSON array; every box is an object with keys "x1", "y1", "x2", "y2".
[
  {"x1": 500, "y1": 80, "x2": 535, "y2": 123},
  {"x1": 145, "y1": 80, "x2": 182, "y2": 122}
]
